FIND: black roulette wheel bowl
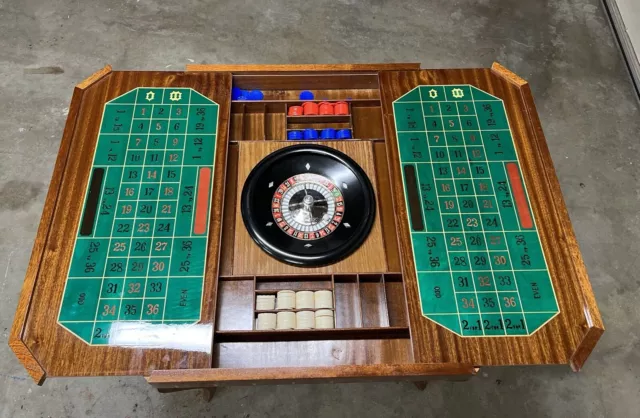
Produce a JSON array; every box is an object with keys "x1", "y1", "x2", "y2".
[{"x1": 240, "y1": 144, "x2": 376, "y2": 267}]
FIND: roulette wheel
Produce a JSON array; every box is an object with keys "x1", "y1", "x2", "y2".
[{"x1": 241, "y1": 144, "x2": 376, "y2": 266}]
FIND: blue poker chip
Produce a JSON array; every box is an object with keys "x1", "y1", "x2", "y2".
[
  {"x1": 320, "y1": 128, "x2": 336, "y2": 139},
  {"x1": 299, "y1": 90, "x2": 314, "y2": 100},
  {"x1": 232, "y1": 87, "x2": 243, "y2": 100},
  {"x1": 287, "y1": 130, "x2": 304, "y2": 140},
  {"x1": 336, "y1": 129, "x2": 352, "y2": 139},
  {"x1": 247, "y1": 90, "x2": 264, "y2": 100},
  {"x1": 303, "y1": 129, "x2": 319, "y2": 140}
]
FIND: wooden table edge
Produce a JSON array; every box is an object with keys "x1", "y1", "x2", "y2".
[
  {"x1": 76, "y1": 65, "x2": 113, "y2": 89},
  {"x1": 8, "y1": 77, "x2": 94, "y2": 384},
  {"x1": 492, "y1": 61, "x2": 605, "y2": 366},
  {"x1": 570, "y1": 325, "x2": 605, "y2": 371},
  {"x1": 146, "y1": 363, "x2": 478, "y2": 388},
  {"x1": 185, "y1": 63, "x2": 421, "y2": 73},
  {"x1": 8, "y1": 338, "x2": 46, "y2": 385}
]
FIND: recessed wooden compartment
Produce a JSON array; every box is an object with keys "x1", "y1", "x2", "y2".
[
  {"x1": 254, "y1": 275, "x2": 332, "y2": 291},
  {"x1": 287, "y1": 121, "x2": 351, "y2": 132},
  {"x1": 286, "y1": 115, "x2": 351, "y2": 124},
  {"x1": 213, "y1": 71, "x2": 421, "y2": 371},
  {"x1": 334, "y1": 274, "x2": 361, "y2": 328},
  {"x1": 384, "y1": 274, "x2": 408, "y2": 327},
  {"x1": 212, "y1": 337, "x2": 414, "y2": 368},
  {"x1": 230, "y1": 102, "x2": 286, "y2": 141},
  {"x1": 214, "y1": 274, "x2": 410, "y2": 371},
  {"x1": 359, "y1": 275, "x2": 390, "y2": 328},
  {"x1": 214, "y1": 71, "x2": 411, "y2": 373},
  {"x1": 215, "y1": 274, "x2": 408, "y2": 335},
  {"x1": 232, "y1": 73, "x2": 381, "y2": 101},
  {"x1": 230, "y1": 74, "x2": 384, "y2": 142},
  {"x1": 352, "y1": 101, "x2": 385, "y2": 140},
  {"x1": 216, "y1": 279, "x2": 254, "y2": 331},
  {"x1": 222, "y1": 140, "x2": 399, "y2": 275},
  {"x1": 213, "y1": 274, "x2": 411, "y2": 367}
]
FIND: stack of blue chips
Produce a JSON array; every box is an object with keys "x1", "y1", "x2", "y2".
[
  {"x1": 303, "y1": 129, "x2": 318, "y2": 140},
  {"x1": 231, "y1": 87, "x2": 243, "y2": 100},
  {"x1": 288, "y1": 128, "x2": 352, "y2": 140},
  {"x1": 320, "y1": 128, "x2": 336, "y2": 139},
  {"x1": 336, "y1": 129, "x2": 352, "y2": 139},
  {"x1": 232, "y1": 87, "x2": 264, "y2": 100},
  {"x1": 247, "y1": 90, "x2": 264, "y2": 100}
]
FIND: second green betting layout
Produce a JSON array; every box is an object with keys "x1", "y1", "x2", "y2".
[
  {"x1": 58, "y1": 87, "x2": 219, "y2": 345},
  {"x1": 393, "y1": 85, "x2": 559, "y2": 337}
]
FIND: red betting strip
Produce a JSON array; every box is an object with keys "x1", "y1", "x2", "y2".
[
  {"x1": 194, "y1": 167, "x2": 212, "y2": 235},
  {"x1": 506, "y1": 162, "x2": 533, "y2": 229}
]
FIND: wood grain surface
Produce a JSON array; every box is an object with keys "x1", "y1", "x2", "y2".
[
  {"x1": 378, "y1": 66, "x2": 604, "y2": 368},
  {"x1": 147, "y1": 362, "x2": 476, "y2": 388},
  {"x1": 491, "y1": 63, "x2": 604, "y2": 370},
  {"x1": 232, "y1": 141, "x2": 388, "y2": 275},
  {"x1": 187, "y1": 63, "x2": 421, "y2": 73},
  {"x1": 9, "y1": 66, "x2": 116, "y2": 384},
  {"x1": 214, "y1": 338, "x2": 413, "y2": 368},
  {"x1": 11, "y1": 70, "x2": 232, "y2": 381}
]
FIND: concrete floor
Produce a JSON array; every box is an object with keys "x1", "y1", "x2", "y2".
[{"x1": 1, "y1": 0, "x2": 639, "y2": 416}]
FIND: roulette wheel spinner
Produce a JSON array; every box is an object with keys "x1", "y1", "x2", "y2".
[
  {"x1": 241, "y1": 144, "x2": 376, "y2": 267},
  {"x1": 231, "y1": 140, "x2": 388, "y2": 275}
]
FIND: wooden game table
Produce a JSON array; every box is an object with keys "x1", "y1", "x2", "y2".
[{"x1": 10, "y1": 63, "x2": 603, "y2": 397}]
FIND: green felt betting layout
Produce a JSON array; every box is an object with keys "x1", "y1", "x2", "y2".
[
  {"x1": 58, "y1": 88, "x2": 219, "y2": 345},
  {"x1": 392, "y1": 85, "x2": 559, "y2": 337}
]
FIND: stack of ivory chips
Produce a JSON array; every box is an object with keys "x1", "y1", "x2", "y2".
[
  {"x1": 295, "y1": 291, "x2": 315, "y2": 329},
  {"x1": 256, "y1": 295, "x2": 275, "y2": 310},
  {"x1": 276, "y1": 290, "x2": 295, "y2": 310},
  {"x1": 315, "y1": 309, "x2": 334, "y2": 329},
  {"x1": 256, "y1": 312, "x2": 276, "y2": 330},
  {"x1": 255, "y1": 289, "x2": 334, "y2": 330}
]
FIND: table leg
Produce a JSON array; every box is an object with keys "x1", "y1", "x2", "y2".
[{"x1": 413, "y1": 381, "x2": 428, "y2": 391}]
